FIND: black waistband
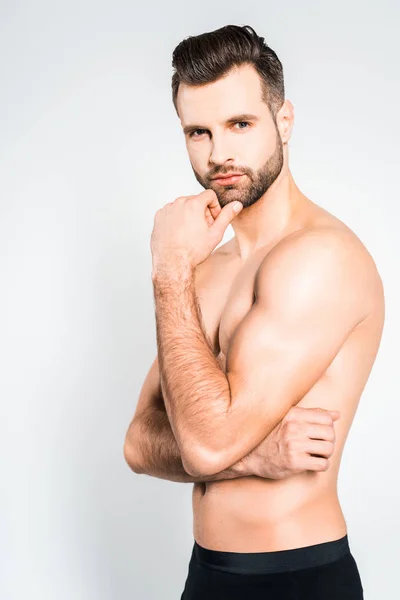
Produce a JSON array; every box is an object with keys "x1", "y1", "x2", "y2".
[{"x1": 193, "y1": 535, "x2": 350, "y2": 574}]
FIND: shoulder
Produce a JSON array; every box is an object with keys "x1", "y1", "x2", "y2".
[
  {"x1": 259, "y1": 225, "x2": 379, "y2": 277},
  {"x1": 256, "y1": 226, "x2": 383, "y2": 320}
]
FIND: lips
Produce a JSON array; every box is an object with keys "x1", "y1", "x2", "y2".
[
  {"x1": 211, "y1": 173, "x2": 244, "y2": 186},
  {"x1": 212, "y1": 173, "x2": 243, "y2": 180}
]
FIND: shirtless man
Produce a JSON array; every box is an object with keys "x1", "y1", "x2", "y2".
[{"x1": 123, "y1": 25, "x2": 384, "y2": 599}]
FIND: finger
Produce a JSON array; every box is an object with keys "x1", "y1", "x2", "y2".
[
  {"x1": 198, "y1": 190, "x2": 221, "y2": 221},
  {"x1": 208, "y1": 200, "x2": 221, "y2": 221},
  {"x1": 295, "y1": 407, "x2": 335, "y2": 426},
  {"x1": 201, "y1": 189, "x2": 220, "y2": 211},
  {"x1": 329, "y1": 410, "x2": 341, "y2": 420},
  {"x1": 210, "y1": 202, "x2": 243, "y2": 240},
  {"x1": 306, "y1": 456, "x2": 330, "y2": 472},
  {"x1": 209, "y1": 205, "x2": 221, "y2": 220},
  {"x1": 305, "y1": 439, "x2": 334, "y2": 458},
  {"x1": 205, "y1": 206, "x2": 214, "y2": 226},
  {"x1": 305, "y1": 423, "x2": 335, "y2": 442}
]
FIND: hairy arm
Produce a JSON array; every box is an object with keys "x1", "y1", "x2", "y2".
[
  {"x1": 153, "y1": 229, "x2": 370, "y2": 477},
  {"x1": 123, "y1": 356, "x2": 249, "y2": 482},
  {"x1": 125, "y1": 404, "x2": 248, "y2": 483}
]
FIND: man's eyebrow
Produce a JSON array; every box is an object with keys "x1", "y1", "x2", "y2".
[{"x1": 182, "y1": 113, "x2": 259, "y2": 135}]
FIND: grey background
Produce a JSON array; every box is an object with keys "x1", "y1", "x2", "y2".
[{"x1": 1, "y1": 1, "x2": 399, "y2": 598}]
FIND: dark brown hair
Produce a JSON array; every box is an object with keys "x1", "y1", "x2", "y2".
[{"x1": 171, "y1": 24, "x2": 285, "y2": 121}]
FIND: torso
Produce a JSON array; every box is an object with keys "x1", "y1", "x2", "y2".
[{"x1": 191, "y1": 199, "x2": 385, "y2": 552}]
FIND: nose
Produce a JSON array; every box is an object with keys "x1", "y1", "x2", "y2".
[{"x1": 209, "y1": 134, "x2": 235, "y2": 165}]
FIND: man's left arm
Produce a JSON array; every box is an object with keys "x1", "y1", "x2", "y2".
[{"x1": 153, "y1": 229, "x2": 371, "y2": 478}]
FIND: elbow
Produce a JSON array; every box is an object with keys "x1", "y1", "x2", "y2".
[
  {"x1": 123, "y1": 437, "x2": 144, "y2": 474},
  {"x1": 181, "y1": 444, "x2": 221, "y2": 478}
]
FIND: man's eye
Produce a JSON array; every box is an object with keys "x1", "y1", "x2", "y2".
[
  {"x1": 190, "y1": 129, "x2": 207, "y2": 138},
  {"x1": 189, "y1": 122, "x2": 250, "y2": 138}
]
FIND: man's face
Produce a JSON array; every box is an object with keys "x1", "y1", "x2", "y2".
[{"x1": 177, "y1": 64, "x2": 284, "y2": 209}]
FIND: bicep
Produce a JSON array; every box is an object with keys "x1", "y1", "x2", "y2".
[{"x1": 212, "y1": 231, "x2": 368, "y2": 472}]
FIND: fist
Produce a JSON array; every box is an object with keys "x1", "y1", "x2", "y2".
[
  {"x1": 241, "y1": 406, "x2": 340, "y2": 480},
  {"x1": 150, "y1": 190, "x2": 243, "y2": 275}
]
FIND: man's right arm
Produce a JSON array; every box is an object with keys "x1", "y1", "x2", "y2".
[{"x1": 123, "y1": 356, "x2": 248, "y2": 483}]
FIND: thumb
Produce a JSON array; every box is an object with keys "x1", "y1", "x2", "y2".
[
  {"x1": 329, "y1": 410, "x2": 341, "y2": 420},
  {"x1": 210, "y1": 202, "x2": 243, "y2": 238}
]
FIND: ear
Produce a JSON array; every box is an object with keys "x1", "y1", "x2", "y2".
[{"x1": 276, "y1": 99, "x2": 294, "y2": 143}]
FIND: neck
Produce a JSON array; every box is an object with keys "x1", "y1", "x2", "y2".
[{"x1": 230, "y1": 165, "x2": 309, "y2": 261}]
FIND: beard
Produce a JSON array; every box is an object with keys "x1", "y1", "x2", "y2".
[{"x1": 191, "y1": 124, "x2": 284, "y2": 210}]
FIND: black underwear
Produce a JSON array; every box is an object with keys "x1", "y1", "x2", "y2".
[{"x1": 180, "y1": 535, "x2": 364, "y2": 599}]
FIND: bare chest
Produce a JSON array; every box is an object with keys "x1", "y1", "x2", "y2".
[{"x1": 195, "y1": 253, "x2": 263, "y2": 366}]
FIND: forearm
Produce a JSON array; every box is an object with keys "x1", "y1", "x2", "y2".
[
  {"x1": 125, "y1": 408, "x2": 248, "y2": 483},
  {"x1": 153, "y1": 268, "x2": 231, "y2": 468}
]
